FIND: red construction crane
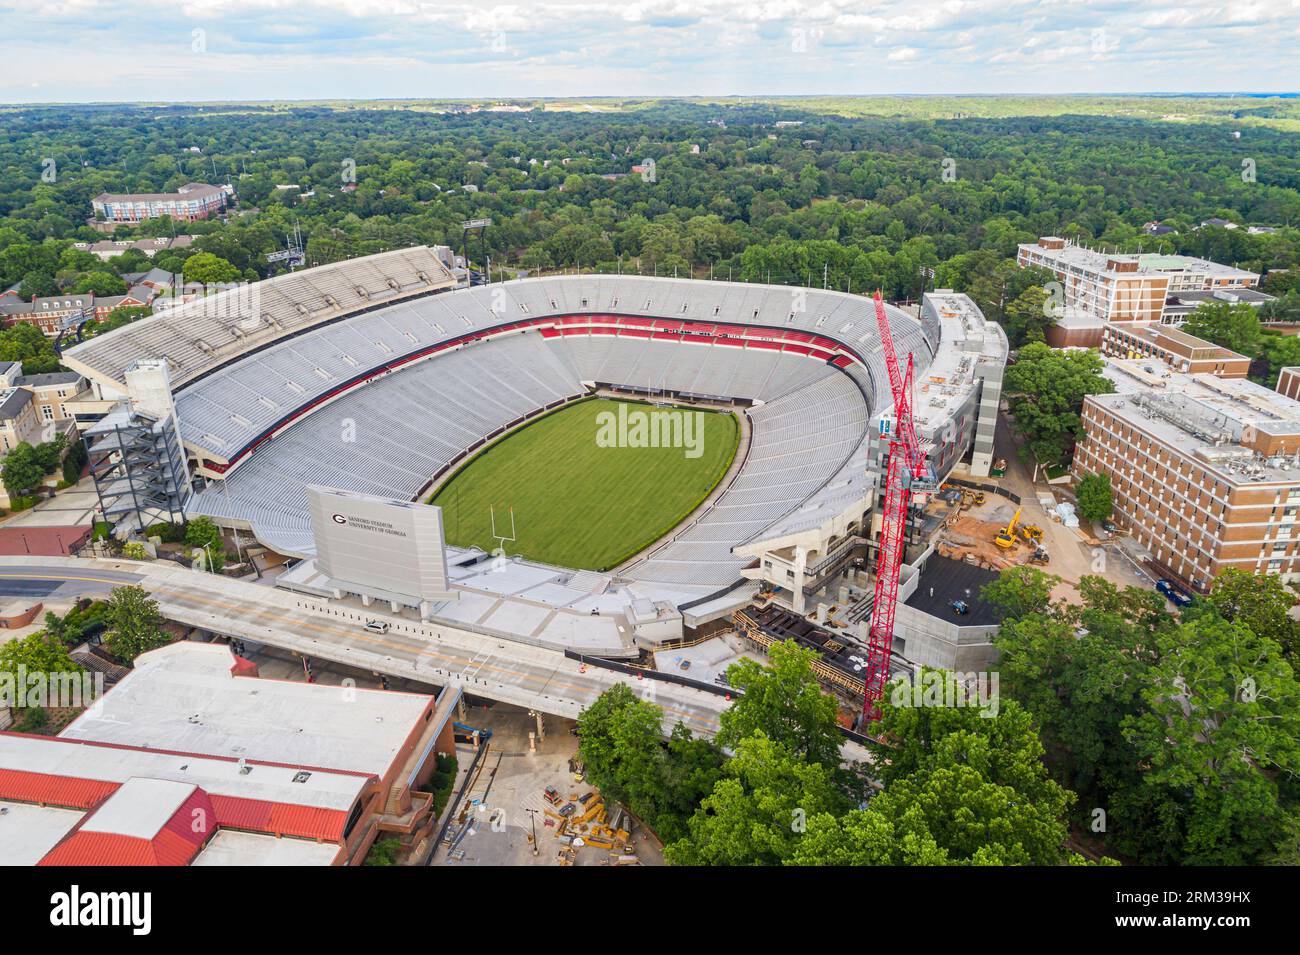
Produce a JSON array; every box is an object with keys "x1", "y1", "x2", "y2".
[{"x1": 862, "y1": 291, "x2": 930, "y2": 723}]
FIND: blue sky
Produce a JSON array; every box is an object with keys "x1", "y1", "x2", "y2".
[{"x1": 2, "y1": 0, "x2": 1298, "y2": 103}]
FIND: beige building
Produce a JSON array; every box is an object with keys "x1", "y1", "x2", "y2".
[
  {"x1": 1018, "y1": 237, "x2": 1260, "y2": 347},
  {"x1": 0, "y1": 362, "x2": 88, "y2": 430},
  {"x1": 1074, "y1": 359, "x2": 1300, "y2": 592},
  {"x1": 0, "y1": 387, "x2": 41, "y2": 454}
]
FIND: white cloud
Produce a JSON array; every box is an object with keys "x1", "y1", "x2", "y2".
[{"x1": 1, "y1": 0, "x2": 1296, "y2": 100}]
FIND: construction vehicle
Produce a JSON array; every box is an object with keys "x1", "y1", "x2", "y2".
[
  {"x1": 1019, "y1": 523, "x2": 1043, "y2": 543},
  {"x1": 961, "y1": 489, "x2": 985, "y2": 507},
  {"x1": 862, "y1": 291, "x2": 933, "y2": 723},
  {"x1": 994, "y1": 508, "x2": 1022, "y2": 549},
  {"x1": 1029, "y1": 546, "x2": 1050, "y2": 565}
]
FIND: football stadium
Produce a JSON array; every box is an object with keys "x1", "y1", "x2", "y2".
[{"x1": 61, "y1": 246, "x2": 1007, "y2": 677}]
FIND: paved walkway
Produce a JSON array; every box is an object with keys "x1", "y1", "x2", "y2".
[{"x1": 1, "y1": 478, "x2": 99, "y2": 528}]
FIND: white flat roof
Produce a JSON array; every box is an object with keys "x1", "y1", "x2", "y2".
[
  {"x1": 0, "y1": 800, "x2": 83, "y2": 865},
  {"x1": 0, "y1": 733, "x2": 369, "y2": 812},
  {"x1": 60, "y1": 642, "x2": 431, "y2": 777},
  {"x1": 191, "y1": 829, "x2": 342, "y2": 866},
  {"x1": 80, "y1": 777, "x2": 195, "y2": 839}
]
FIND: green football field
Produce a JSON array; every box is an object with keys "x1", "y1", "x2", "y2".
[{"x1": 430, "y1": 398, "x2": 740, "y2": 571}]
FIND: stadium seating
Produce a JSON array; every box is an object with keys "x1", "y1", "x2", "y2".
[{"x1": 171, "y1": 273, "x2": 938, "y2": 592}]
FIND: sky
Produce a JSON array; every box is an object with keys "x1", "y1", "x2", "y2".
[{"x1": 2, "y1": 0, "x2": 1299, "y2": 103}]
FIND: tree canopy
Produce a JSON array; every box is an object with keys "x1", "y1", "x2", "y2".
[{"x1": 1003, "y1": 343, "x2": 1114, "y2": 466}]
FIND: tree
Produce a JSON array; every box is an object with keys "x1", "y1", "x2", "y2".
[
  {"x1": 1, "y1": 442, "x2": 45, "y2": 499},
  {"x1": 994, "y1": 577, "x2": 1162, "y2": 817},
  {"x1": 1001, "y1": 283, "x2": 1054, "y2": 348},
  {"x1": 1197, "y1": 568, "x2": 1299, "y2": 659},
  {"x1": 86, "y1": 305, "x2": 152, "y2": 339},
  {"x1": 577, "y1": 684, "x2": 723, "y2": 844},
  {"x1": 185, "y1": 516, "x2": 225, "y2": 573},
  {"x1": 717, "y1": 640, "x2": 844, "y2": 773},
  {"x1": 793, "y1": 689, "x2": 1085, "y2": 866},
  {"x1": 183, "y1": 251, "x2": 242, "y2": 285},
  {"x1": 0, "y1": 631, "x2": 82, "y2": 682},
  {"x1": 980, "y1": 565, "x2": 1060, "y2": 619},
  {"x1": 61, "y1": 436, "x2": 87, "y2": 484},
  {"x1": 1182, "y1": 301, "x2": 1264, "y2": 358},
  {"x1": 1076, "y1": 472, "x2": 1113, "y2": 523},
  {"x1": 71, "y1": 271, "x2": 127, "y2": 296},
  {"x1": 1121, "y1": 617, "x2": 1300, "y2": 865},
  {"x1": 1003, "y1": 343, "x2": 1114, "y2": 466},
  {"x1": 103, "y1": 585, "x2": 171, "y2": 662},
  {"x1": 0, "y1": 322, "x2": 61, "y2": 373},
  {"x1": 665, "y1": 731, "x2": 849, "y2": 866},
  {"x1": 18, "y1": 271, "x2": 57, "y2": 299}
]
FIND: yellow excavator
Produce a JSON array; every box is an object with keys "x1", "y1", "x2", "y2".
[
  {"x1": 994, "y1": 507, "x2": 1022, "y2": 549},
  {"x1": 1020, "y1": 523, "x2": 1043, "y2": 543}
]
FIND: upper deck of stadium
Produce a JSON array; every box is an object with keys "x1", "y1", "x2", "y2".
[{"x1": 62, "y1": 262, "x2": 994, "y2": 596}]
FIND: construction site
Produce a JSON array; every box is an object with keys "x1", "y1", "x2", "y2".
[
  {"x1": 927, "y1": 480, "x2": 1053, "y2": 572},
  {"x1": 432, "y1": 707, "x2": 655, "y2": 867}
]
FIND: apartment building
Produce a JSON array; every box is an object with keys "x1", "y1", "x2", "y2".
[
  {"x1": 1017, "y1": 237, "x2": 1260, "y2": 347},
  {"x1": 91, "y1": 183, "x2": 230, "y2": 223},
  {"x1": 0, "y1": 286, "x2": 158, "y2": 336},
  {"x1": 1101, "y1": 324, "x2": 1251, "y2": 378},
  {"x1": 1277, "y1": 367, "x2": 1300, "y2": 402},
  {"x1": 71, "y1": 235, "x2": 195, "y2": 261},
  {"x1": 1073, "y1": 359, "x2": 1300, "y2": 592}
]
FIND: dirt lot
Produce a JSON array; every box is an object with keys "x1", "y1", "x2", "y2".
[{"x1": 432, "y1": 704, "x2": 663, "y2": 867}]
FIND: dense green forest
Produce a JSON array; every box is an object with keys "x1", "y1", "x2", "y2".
[{"x1": 2, "y1": 99, "x2": 1300, "y2": 328}]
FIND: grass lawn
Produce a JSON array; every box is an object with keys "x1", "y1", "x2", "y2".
[{"x1": 430, "y1": 398, "x2": 739, "y2": 571}]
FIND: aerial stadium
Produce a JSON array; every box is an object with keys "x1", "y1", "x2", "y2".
[{"x1": 61, "y1": 246, "x2": 1007, "y2": 707}]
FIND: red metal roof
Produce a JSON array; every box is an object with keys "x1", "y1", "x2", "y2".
[
  {"x1": 229, "y1": 654, "x2": 259, "y2": 677},
  {"x1": 209, "y1": 794, "x2": 348, "y2": 842},
  {"x1": 0, "y1": 768, "x2": 119, "y2": 809},
  {"x1": 40, "y1": 787, "x2": 216, "y2": 867}
]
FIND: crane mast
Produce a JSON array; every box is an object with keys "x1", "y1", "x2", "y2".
[{"x1": 863, "y1": 292, "x2": 930, "y2": 723}]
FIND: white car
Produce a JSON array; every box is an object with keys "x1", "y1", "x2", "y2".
[{"x1": 363, "y1": 620, "x2": 390, "y2": 634}]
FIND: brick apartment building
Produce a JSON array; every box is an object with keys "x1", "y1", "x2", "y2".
[
  {"x1": 1073, "y1": 359, "x2": 1300, "y2": 592},
  {"x1": 0, "y1": 283, "x2": 162, "y2": 336},
  {"x1": 1277, "y1": 367, "x2": 1300, "y2": 402},
  {"x1": 91, "y1": 183, "x2": 230, "y2": 224},
  {"x1": 1101, "y1": 324, "x2": 1251, "y2": 378},
  {"x1": 1017, "y1": 237, "x2": 1260, "y2": 347}
]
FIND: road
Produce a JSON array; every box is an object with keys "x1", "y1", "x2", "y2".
[{"x1": 0, "y1": 558, "x2": 728, "y2": 738}]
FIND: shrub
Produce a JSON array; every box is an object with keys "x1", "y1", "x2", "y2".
[
  {"x1": 364, "y1": 838, "x2": 402, "y2": 866},
  {"x1": 17, "y1": 706, "x2": 50, "y2": 733}
]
